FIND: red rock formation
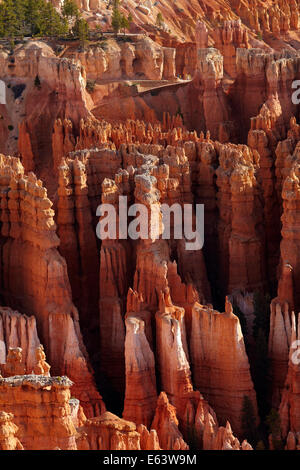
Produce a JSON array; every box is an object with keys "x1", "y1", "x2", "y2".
[
  {"x1": 18, "y1": 121, "x2": 35, "y2": 173},
  {"x1": 52, "y1": 119, "x2": 75, "y2": 173},
  {"x1": 233, "y1": 48, "x2": 299, "y2": 142},
  {"x1": 1, "y1": 347, "x2": 25, "y2": 377},
  {"x1": 275, "y1": 117, "x2": 300, "y2": 206},
  {"x1": 33, "y1": 345, "x2": 51, "y2": 377},
  {"x1": 195, "y1": 140, "x2": 219, "y2": 289},
  {"x1": 213, "y1": 20, "x2": 249, "y2": 77},
  {"x1": 0, "y1": 306, "x2": 40, "y2": 374},
  {"x1": 285, "y1": 430, "x2": 300, "y2": 450},
  {"x1": 123, "y1": 314, "x2": 157, "y2": 428},
  {"x1": 0, "y1": 411, "x2": 23, "y2": 450},
  {"x1": 63, "y1": 37, "x2": 176, "y2": 82},
  {"x1": 235, "y1": 0, "x2": 299, "y2": 35},
  {"x1": 0, "y1": 375, "x2": 77, "y2": 450},
  {"x1": 191, "y1": 47, "x2": 231, "y2": 139},
  {"x1": 206, "y1": 421, "x2": 253, "y2": 450},
  {"x1": 278, "y1": 149, "x2": 300, "y2": 312},
  {"x1": 136, "y1": 424, "x2": 161, "y2": 450},
  {"x1": 77, "y1": 412, "x2": 141, "y2": 450},
  {"x1": 195, "y1": 21, "x2": 208, "y2": 49},
  {"x1": 0, "y1": 41, "x2": 92, "y2": 184},
  {"x1": 57, "y1": 156, "x2": 99, "y2": 345},
  {"x1": 121, "y1": 142, "x2": 210, "y2": 305},
  {"x1": 1, "y1": 2, "x2": 300, "y2": 449},
  {"x1": 175, "y1": 42, "x2": 196, "y2": 79},
  {"x1": 248, "y1": 128, "x2": 281, "y2": 283},
  {"x1": 98, "y1": 175, "x2": 132, "y2": 399},
  {"x1": 0, "y1": 155, "x2": 104, "y2": 417},
  {"x1": 279, "y1": 311, "x2": 300, "y2": 439},
  {"x1": 190, "y1": 298, "x2": 258, "y2": 435},
  {"x1": 151, "y1": 392, "x2": 189, "y2": 450},
  {"x1": 96, "y1": 141, "x2": 211, "y2": 401},
  {"x1": 155, "y1": 289, "x2": 219, "y2": 443},
  {"x1": 269, "y1": 301, "x2": 292, "y2": 407},
  {"x1": 216, "y1": 142, "x2": 266, "y2": 295}
]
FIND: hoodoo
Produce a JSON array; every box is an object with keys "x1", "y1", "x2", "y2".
[{"x1": 0, "y1": 0, "x2": 299, "y2": 453}]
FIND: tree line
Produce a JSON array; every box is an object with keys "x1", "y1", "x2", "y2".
[{"x1": 0, "y1": 0, "x2": 89, "y2": 45}]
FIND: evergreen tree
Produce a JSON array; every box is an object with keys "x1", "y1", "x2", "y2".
[
  {"x1": 73, "y1": 18, "x2": 89, "y2": 49},
  {"x1": 25, "y1": 0, "x2": 44, "y2": 36},
  {"x1": 13, "y1": 0, "x2": 27, "y2": 36},
  {"x1": 34, "y1": 75, "x2": 41, "y2": 89},
  {"x1": 62, "y1": 0, "x2": 79, "y2": 20},
  {"x1": 39, "y1": 2, "x2": 67, "y2": 37},
  {"x1": 241, "y1": 395, "x2": 257, "y2": 445},
  {"x1": 156, "y1": 12, "x2": 164, "y2": 28},
  {"x1": 112, "y1": 5, "x2": 122, "y2": 34},
  {"x1": 95, "y1": 24, "x2": 102, "y2": 39},
  {"x1": 62, "y1": 0, "x2": 79, "y2": 32},
  {"x1": 0, "y1": 4, "x2": 5, "y2": 38},
  {"x1": 266, "y1": 409, "x2": 283, "y2": 450},
  {"x1": 0, "y1": 0, "x2": 68, "y2": 39},
  {"x1": 111, "y1": 0, "x2": 127, "y2": 35},
  {"x1": 3, "y1": 0, "x2": 19, "y2": 42},
  {"x1": 120, "y1": 14, "x2": 129, "y2": 35},
  {"x1": 256, "y1": 440, "x2": 265, "y2": 450}
]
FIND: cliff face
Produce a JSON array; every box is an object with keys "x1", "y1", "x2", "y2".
[
  {"x1": 63, "y1": 37, "x2": 176, "y2": 82},
  {"x1": 0, "y1": 155, "x2": 104, "y2": 417},
  {"x1": 232, "y1": 48, "x2": 299, "y2": 142},
  {"x1": 0, "y1": 41, "x2": 92, "y2": 190},
  {"x1": 123, "y1": 314, "x2": 157, "y2": 428},
  {"x1": 279, "y1": 145, "x2": 300, "y2": 313},
  {"x1": 0, "y1": 307, "x2": 40, "y2": 374},
  {"x1": 1, "y1": 0, "x2": 300, "y2": 451},
  {"x1": 216, "y1": 143, "x2": 266, "y2": 295},
  {"x1": 0, "y1": 376, "x2": 77, "y2": 450},
  {"x1": 212, "y1": 20, "x2": 249, "y2": 78},
  {"x1": 190, "y1": 299, "x2": 258, "y2": 435},
  {"x1": 279, "y1": 312, "x2": 300, "y2": 440}
]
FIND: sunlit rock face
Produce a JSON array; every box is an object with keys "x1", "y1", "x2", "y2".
[{"x1": 0, "y1": 0, "x2": 300, "y2": 451}]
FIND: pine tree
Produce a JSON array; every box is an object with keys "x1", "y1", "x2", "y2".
[
  {"x1": 111, "y1": 0, "x2": 122, "y2": 34},
  {"x1": 266, "y1": 409, "x2": 283, "y2": 450},
  {"x1": 73, "y1": 18, "x2": 89, "y2": 49},
  {"x1": 0, "y1": 0, "x2": 69, "y2": 39},
  {"x1": 256, "y1": 440, "x2": 265, "y2": 450},
  {"x1": 120, "y1": 14, "x2": 129, "y2": 35},
  {"x1": 39, "y1": 2, "x2": 67, "y2": 37},
  {"x1": 241, "y1": 395, "x2": 257, "y2": 445},
  {"x1": 0, "y1": 4, "x2": 5, "y2": 37},
  {"x1": 25, "y1": 0, "x2": 44, "y2": 36},
  {"x1": 34, "y1": 75, "x2": 41, "y2": 89},
  {"x1": 156, "y1": 12, "x2": 164, "y2": 28},
  {"x1": 62, "y1": 0, "x2": 79, "y2": 20},
  {"x1": 13, "y1": 0, "x2": 27, "y2": 36},
  {"x1": 62, "y1": 0, "x2": 79, "y2": 32},
  {"x1": 3, "y1": 0, "x2": 19, "y2": 42}
]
